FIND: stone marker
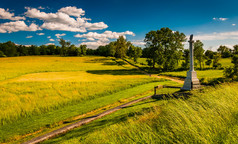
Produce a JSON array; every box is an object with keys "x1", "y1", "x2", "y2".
[{"x1": 181, "y1": 34, "x2": 200, "y2": 90}]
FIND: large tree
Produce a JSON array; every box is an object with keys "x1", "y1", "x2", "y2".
[
  {"x1": 59, "y1": 38, "x2": 71, "y2": 56},
  {"x1": 114, "y1": 36, "x2": 131, "y2": 58},
  {"x1": 144, "y1": 27, "x2": 186, "y2": 71},
  {"x1": 194, "y1": 40, "x2": 205, "y2": 70}
]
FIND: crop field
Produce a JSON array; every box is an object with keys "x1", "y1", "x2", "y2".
[
  {"x1": 44, "y1": 82, "x2": 238, "y2": 144},
  {"x1": 0, "y1": 56, "x2": 182, "y2": 143}
]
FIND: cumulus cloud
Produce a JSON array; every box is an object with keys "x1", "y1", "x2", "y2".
[
  {"x1": 26, "y1": 36, "x2": 33, "y2": 38},
  {"x1": 24, "y1": 7, "x2": 108, "y2": 32},
  {"x1": 194, "y1": 31, "x2": 238, "y2": 41},
  {"x1": 131, "y1": 40, "x2": 145, "y2": 46},
  {"x1": 41, "y1": 22, "x2": 87, "y2": 32},
  {"x1": 55, "y1": 33, "x2": 66, "y2": 38},
  {"x1": 45, "y1": 43, "x2": 55, "y2": 45},
  {"x1": 75, "y1": 31, "x2": 135, "y2": 41},
  {"x1": 47, "y1": 36, "x2": 51, "y2": 38},
  {"x1": 80, "y1": 40, "x2": 108, "y2": 49},
  {"x1": 213, "y1": 17, "x2": 228, "y2": 21},
  {"x1": 58, "y1": 6, "x2": 85, "y2": 17},
  {"x1": 232, "y1": 24, "x2": 236, "y2": 26},
  {"x1": 38, "y1": 6, "x2": 45, "y2": 10},
  {"x1": 37, "y1": 33, "x2": 45, "y2": 35},
  {"x1": 49, "y1": 39, "x2": 55, "y2": 41},
  {"x1": 0, "y1": 8, "x2": 25, "y2": 20},
  {"x1": 0, "y1": 21, "x2": 41, "y2": 33}
]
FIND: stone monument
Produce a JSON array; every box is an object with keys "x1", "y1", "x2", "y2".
[{"x1": 181, "y1": 34, "x2": 200, "y2": 90}]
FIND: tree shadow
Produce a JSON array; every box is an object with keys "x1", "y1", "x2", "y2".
[{"x1": 87, "y1": 69, "x2": 144, "y2": 75}]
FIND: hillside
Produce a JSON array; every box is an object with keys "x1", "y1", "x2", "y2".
[{"x1": 44, "y1": 82, "x2": 238, "y2": 143}]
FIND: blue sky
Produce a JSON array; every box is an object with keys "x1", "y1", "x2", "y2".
[{"x1": 0, "y1": 0, "x2": 238, "y2": 50}]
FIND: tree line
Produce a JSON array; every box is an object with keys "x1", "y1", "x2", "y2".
[{"x1": 0, "y1": 37, "x2": 142, "y2": 62}]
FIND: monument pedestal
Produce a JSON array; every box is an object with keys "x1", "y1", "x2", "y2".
[{"x1": 181, "y1": 70, "x2": 200, "y2": 90}]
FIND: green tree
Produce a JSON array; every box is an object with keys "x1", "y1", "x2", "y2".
[
  {"x1": 213, "y1": 53, "x2": 222, "y2": 69},
  {"x1": 233, "y1": 45, "x2": 238, "y2": 55},
  {"x1": 0, "y1": 41, "x2": 17, "y2": 57},
  {"x1": 144, "y1": 27, "x2": 186, "y2": 71},
  {"x1": 59, "y1": 39, "x2": 71, "y2": 56},
  {"x1": 0, "y1": 50, "x2": 6, "y2": 57},
  {"x1": 115, "y1": 36, "x2": 131, "y2": 58},
  {"x1": 194, "y1": 40, "x2": 205, "y2": 70},
  {"x1": 80, "y1": 45, "x2": 87, "y2": 56},
  {"x1": 217, "y1": 45, "x2": 232, "y2": 58},
  {"x1": 205, "y1": 50, "x2": 214, "y2": 59},
  {"x1": 128, "y1": 45, "x2": 142, "y2": 62},
  {"x1": 181, "y1": 49, "x2": 190, "y2": 70},
  {"x1": 224, "y1": 55, "x2": 238, "y2": 80}
]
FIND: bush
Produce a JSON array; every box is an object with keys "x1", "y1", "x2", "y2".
[{"x1": 0, "y1": 51, "x2": 6, "y2": 57}]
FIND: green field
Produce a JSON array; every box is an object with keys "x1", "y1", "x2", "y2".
[
  {"x1": 44, "y1": 82, "x2": 238, "y2": 144},
  {"x1": 126, "y1": 57, "x2": 233, "y2": 84},
  {"x1": 0, "y1": 56, "x2": 182, "y2": 143}
]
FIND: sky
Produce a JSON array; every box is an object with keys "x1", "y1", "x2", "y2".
[{"x1": 0, "y1": 0, "x2": 238, "y2": 50}]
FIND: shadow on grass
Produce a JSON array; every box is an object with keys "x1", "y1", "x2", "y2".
[{"x1": 87, "y1": 69, "x2": 144, "y2": 75}]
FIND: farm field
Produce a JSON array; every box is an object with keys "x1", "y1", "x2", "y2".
[
  {"x1": 0, "y1": 56, "x2": 181, "y2": 143},
  {"x1": 44, "y1": 82, "x2": 238, "y2": 144}
]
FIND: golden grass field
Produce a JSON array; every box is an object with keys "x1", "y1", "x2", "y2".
[{"x1": 0, "y1": 56, "x2": 160, "y2": 126}]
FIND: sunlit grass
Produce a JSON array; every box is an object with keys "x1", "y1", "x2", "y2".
[
  {"x1": 0, "y1": 56, "x2": 176, "y2": 143},
  {"x1": 44, "y1": 82, "x2": 238, "y2": 144}
]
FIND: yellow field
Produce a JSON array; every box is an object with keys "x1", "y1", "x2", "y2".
[{"x1": 0, "y1": 56, "x2": 157, "y2": 125}]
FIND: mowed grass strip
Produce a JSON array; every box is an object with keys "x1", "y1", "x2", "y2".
[{"x1": 44, "y1": 82, "x2": 238, "y2": 144}]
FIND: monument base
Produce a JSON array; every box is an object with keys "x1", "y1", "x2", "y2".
[{"x1": 181, "y1": 70, "x2": 200, "y2": 91}]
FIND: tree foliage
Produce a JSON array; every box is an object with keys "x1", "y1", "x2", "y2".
[
  {"x1": 144, "y1": 27, "x2": 186, "y2": 71},
  {"x1": 194, "y1": 40, "x2": 205, "y2": 70},
  {"x1": 128, "y1": 45, "x2": 142, "y2": 62}
]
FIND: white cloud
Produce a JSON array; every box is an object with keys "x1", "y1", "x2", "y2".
[
  {"x1": 49, "y1": 39, "x2": 55, "y2": 41},
  {"x1": 38, "y1": 6, "x2": 45, "y2": 10},
  {"x1": 194, "y1": 31, "x2": 238, "y2": 41},
  {"x1": 75, "y1": 31, "x2": 135, "y2": 41},
  {"x1": 219, "y1": 18, "x2": 228, "y2": 21},
  {"x1": 213, "y1": 17, "x2": 228, "y2": 21},
  {"x1": 131, "y1": 40, "x2": 145, "y2": 46},
  {"x1": 232, "y1": 24, "x2": 236, "y2": 26},
  {"x1": 84, "y1": 22, "x2": 108, "y2": 30},
  {"x1": 45, "y1": 43, "x2": 55, "y2": 45},
  {"x1": 80, "y1": 40, "x2": 108, "y2": 49},
  {"x1": 41, "y1": 22, "x2": 87, "y2": 32},
  {"x1": 0, "y1": 21, "x2": 41, "y2": 33},
  {"x1": 58, "y1": 6, "x2": 85, "y2": 17},
  {"x1": 37, "y1": 33, "x2": 45, "y2": 35},
  {"x1": 55, "y1": 33, "x2": 66, "y2": 38},
  {"x1": 0, "y1": 8, "x2": 25, "y2": 20},
  {"x1": 25, "y1": 7, "x2": 108, "y2": 32},
  {"x1": 26, "y1": 36, "x2": 33, "y2": 38},
  {"x1": 47, "y1": 36, "x2": 51, "y2": 38}
]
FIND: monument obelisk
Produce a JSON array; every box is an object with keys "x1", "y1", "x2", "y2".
[{"x1": 181, "y1": 34, "x2": 200, "y2": 90}]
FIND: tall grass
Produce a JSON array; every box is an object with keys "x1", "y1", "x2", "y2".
[
  {"x1": 45, "y1": 82, "x2": 238, "y2": 143},
  {"x1": 0, "y1": 56, "x2": 155, "y2": 125}
]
